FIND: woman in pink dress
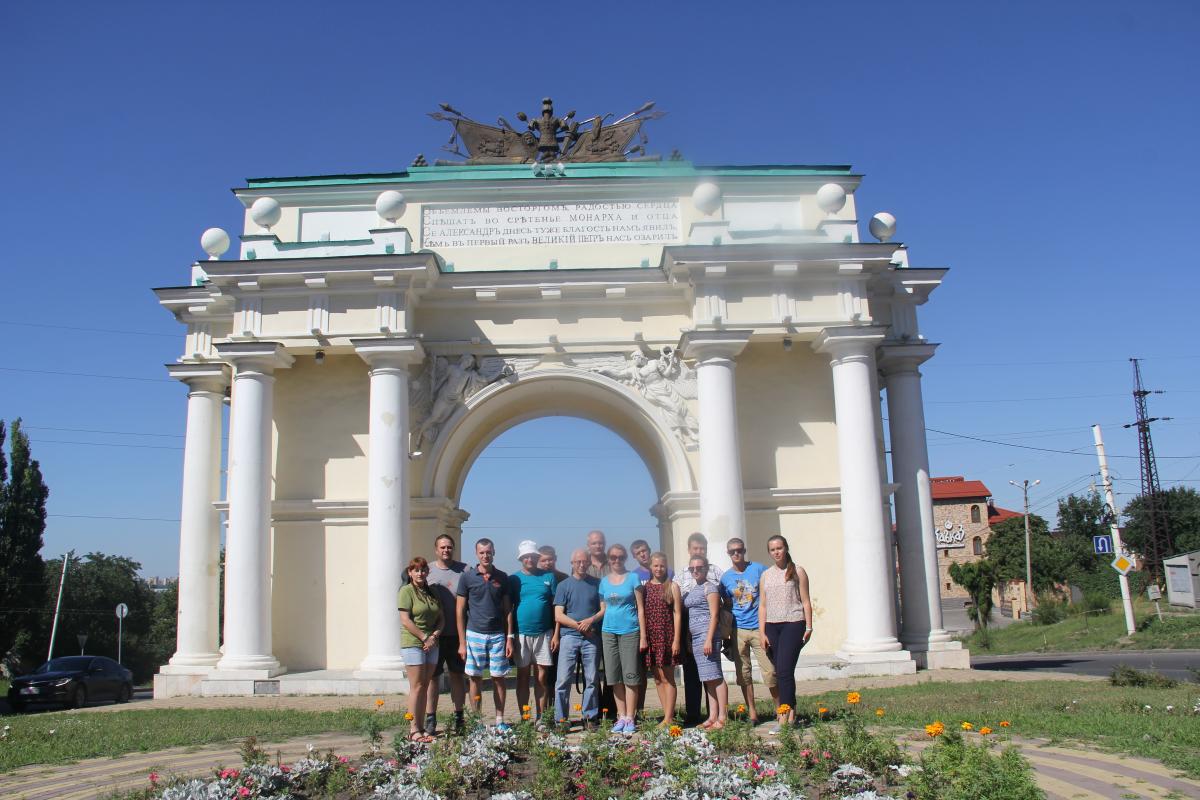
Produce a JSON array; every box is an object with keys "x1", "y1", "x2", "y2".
[{"x1": 642, "y1": 552, "x2": 682, "y2": 726}]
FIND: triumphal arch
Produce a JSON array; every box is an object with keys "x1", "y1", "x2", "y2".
[{"x1": 154, "y1": 99, "x2": 967, "y2": 697}]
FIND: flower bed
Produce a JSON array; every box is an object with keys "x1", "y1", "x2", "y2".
[{"x1": 122, "y1": 692, "x2": 1044, "y2": 800}]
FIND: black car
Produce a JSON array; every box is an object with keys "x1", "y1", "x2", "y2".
[{"x1": 7, "y1": 656, "x2": 134, "y2": 711}]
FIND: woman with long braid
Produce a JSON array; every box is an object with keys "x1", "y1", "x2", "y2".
[{"x1": 758, "y1": 535, "x2": 812, "y2": 733}]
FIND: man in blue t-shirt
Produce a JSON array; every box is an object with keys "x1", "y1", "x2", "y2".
[
  {"x1": 509, "y1": 539, "x2": 558, "y2": 723},
  {"x1": 552, "y1": 548, "x2": 602, "y2": 728},
  {"x1": 719, "y1": 536, "x2": 776, "y2": 725}
]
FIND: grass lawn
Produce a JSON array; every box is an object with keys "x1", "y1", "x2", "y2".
[
  {"x1": 959, "y1": 602, "x2": 1200, "y2": 655},
  {"x1": 803, "y1": 679, "x2": 1200, "y2": 778},
  {"x1": 0, "y1": 707, "x2": 403, "y2": 773}
]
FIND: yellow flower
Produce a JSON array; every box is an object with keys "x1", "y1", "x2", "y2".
[
  {"x1": 574, "y1": 703, "x2": 582, "y2": 711},
  {"x1": 999, "y1": 720, "x2": 1011, "y2": 728},
  {"x1": 374, "y1": 698, "x2": 385, "y2": 708},
  {"x1": 875, "y1": 708, "x2": 885, "y2": 717},
  {"x1": 960, "y1": 722, "x2": 973, "y2": 731},
  {"x1": 925, "y1": 721, "x2": 945, "y2": 737},
  {"x1": 777, "y1": 704, "x2": 792, "y2": 715},
  {"x1": 846, "y1": 691, "x2": 861, "y2": 705},
  {"x1": 522, "y1": 713, "x2": 531, "y2": 721},
  {"x1": 979, "y1": 726, "x2": 993, "y2": 736},
  {"x1": 522, "y1": 705, "x2": 530, "y2": 712},
  {"x1": 736, "y1": 704, "x2": 746, "y2": 714},
  {"x1": 404, "y1": 712, "x2": 414, "y2": 721},
  {"x1": 668, "y1": 725, "x2": 683, "y2": 737}
]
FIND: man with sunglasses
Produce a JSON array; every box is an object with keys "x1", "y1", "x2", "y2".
[{"x1": 718, "y1": 537, "x2": 775, "y2": 725}]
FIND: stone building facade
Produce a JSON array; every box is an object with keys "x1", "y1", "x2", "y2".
[{"x1": 931, "y1": 477, "x2": 1020, "y2": 599}]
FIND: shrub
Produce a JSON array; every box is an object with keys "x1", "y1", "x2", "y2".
[
  {"x1": 1081, "y1": 592, "x2": 1111, "y2": 615},
  {"x1": 1031, "y1": 595, "x2": 1066, "y2": 626},
  {"x1": 1110, "y1": 664, "x2": 1178, "y2": 689},
  {"x1": 908, "y1": 730, "x2": 1042, "y2": 800}
]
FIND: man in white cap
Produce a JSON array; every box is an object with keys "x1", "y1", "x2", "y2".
[{"x1": 508, "y1": 539, "x2": 559, "y2": 723}]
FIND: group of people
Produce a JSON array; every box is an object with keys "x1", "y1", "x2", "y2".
[{"x1": 396, "y1": 530, "x2": 812, "y2": 742}]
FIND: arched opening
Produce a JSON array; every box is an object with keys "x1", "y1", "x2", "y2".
[
  {"x1": 458, "y1": 417, "x2": 661, "y2": 573},
  {"x1": 970, "y1": 505, "x2": 981, "y2": 524},
  {"x1": 972, "y1": 536, "x2": 983, "y2": 556}
]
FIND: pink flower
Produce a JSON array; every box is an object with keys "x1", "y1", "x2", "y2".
[
  {"x1": 499, "y1": 768, "x2": 508, "y2": 778},
  {"x1": 148, "y1": 772, "x2": 159, "y2": 784},
  {"x1": 338, "y1": 756, "x2": 349, "y2": 764},
  {"x1": 348, "y1": 767, "x2": 357, "y2": 773},
  {"x1": 280, "y1": 766, "x2": 291, "y2": 773},
  {"x1": 822, "y1": 751, "x2": 832, "y2": 760},
  {"x1": 641, "y1": 771, "x2": 652, "y2": 779},
  {"x1": 238, "y1": 789, "x2": 250, "y2": 798},
  {"x1": 388, "y1": 759, "x2": 399, "y2": 768}
]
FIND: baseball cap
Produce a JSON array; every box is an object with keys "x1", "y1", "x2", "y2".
[{"x1": 518, "y1": 539, "x2": 540, "y2": 558}]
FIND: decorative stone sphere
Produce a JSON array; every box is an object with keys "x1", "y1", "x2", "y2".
[
  {"x1": 250, "y1": 196, "x2": 282, "y2": 230},
  {"x1": 200, "y1": 227, "x2": 230, "y2": 259},
  {"x1": 869, "y1": 212, "x2": 897, "y2": 242},
  {"x1": 692, "y1": 182, "x2": 722, "y2": 215},
  {"x1": 816, "y1": 183, "x2": 847, "y2": 215},
  {"x1": 375, "y1": 190, "x2": 407, "y2": 224}
]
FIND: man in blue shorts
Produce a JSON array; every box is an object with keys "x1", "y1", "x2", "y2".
[{"x1": 456, "y1": 538, "x2": 515, "y2": 729}]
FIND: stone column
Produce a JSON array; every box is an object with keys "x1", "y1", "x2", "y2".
[
  {"x1": 164, "y1": 363, "x2": 229, "y2": 671},
  {"x1": 353, "y1": 338, "x2": 425, "y2": 674},
  {"x1": 814, "y1": 328, "x2": 907, "y2": 660},
  {"x1": 681, "y1": 331, "x2": 752, "y2": 570},
  {"x1": 881, "y1": 344, "x2": 968, "y2": 667},
  {"x1": 214, "y1": 342, "x2": 293, "y2": 675}
]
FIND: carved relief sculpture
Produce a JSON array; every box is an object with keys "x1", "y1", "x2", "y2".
[
  {"x1": 409, "y1": 355, "x2": 540, "y2": 456},
  {"x1": 590, "y1": 348, "x2": 699, "y2": 447}
]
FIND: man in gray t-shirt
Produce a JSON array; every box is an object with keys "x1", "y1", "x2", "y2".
[{"x1": 425, "y1": 535, "x2": 466, "y2": 733}]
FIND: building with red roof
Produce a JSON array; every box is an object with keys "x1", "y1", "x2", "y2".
[{"x1": 930, "y1": 476, "x2": 1022, "y2": 600}]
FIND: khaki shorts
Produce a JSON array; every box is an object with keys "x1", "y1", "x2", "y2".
[{"x1": 733, "y1": 628, "x2": 776, "y2": 688}]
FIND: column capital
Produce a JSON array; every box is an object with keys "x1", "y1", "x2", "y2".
[
  {"x1": 679, "y1": 330, "x2": 753, "y2": 362},
  {"x1": 878, "y1": 343, "x2": 939, "y2": 375},
  {"x1": 351, "y1": 337, "x2": 426, "y2": 369},
  {"x1": 166, "y1": 363, "x2": 230, "y2": 392},
  {"x1": 214, "y1": 342, "x2": 294, "y2": 374},
  {"x1": 813, "y1": 326, "x2": 886, "y2": 362}
]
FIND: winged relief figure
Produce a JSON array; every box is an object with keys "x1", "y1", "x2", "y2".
[{"x1": 593, "y1": 347, "x2": 699, "y2": 447}]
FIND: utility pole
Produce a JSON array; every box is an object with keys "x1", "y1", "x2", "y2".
[
  {"x1": 1124, "y1": 358, "x2": 1172, "y2": 584},
  {"x1": 47, "y1": 550, "x2": 74, "y2": 662},
  {"x1": 1093, "y1": 424, "x2": 1137, "y2": 635},
  {"x1": 1009, "y1": 479, "x2": 1040, "y2": 614}
]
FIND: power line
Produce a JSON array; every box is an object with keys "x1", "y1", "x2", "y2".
[
  {"x1": 49, "y1": 514, "x2": 180, "y2": 522},
  {"x1": 924, "y1": 426, "x2": 1199, "y2": 459},
  {"x1": 0, "y1": 320, "x2": 178, "y2": 338},
  {"x1": 0, "y1": 366, "x2": 174, "y2": 383},
  {"x1": 31, "y1": 439, "x2": 183, "y2": 451},
  {"x1": 24, "y1": 425, "x2": 185, "y2": 438}
]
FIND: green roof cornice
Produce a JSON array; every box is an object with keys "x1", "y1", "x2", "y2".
[{"x1": 243, "y1": 160, "x2": 857, "y2": 189}]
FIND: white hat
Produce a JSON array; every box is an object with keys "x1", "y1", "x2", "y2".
[{"x1": 518, "y1": 540, "x2": 540, "y2": 558}]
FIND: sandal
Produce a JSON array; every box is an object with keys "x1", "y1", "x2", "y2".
[
  {"x1": 410, "y1": 731, "x2": 434, "y2": 743},
  {"x1": 709, "y1": 720, "x2": 726, "y2": 731}
]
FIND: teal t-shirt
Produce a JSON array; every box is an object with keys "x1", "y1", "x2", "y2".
[
  {"x1": 509, "y1": 569, "x2": 558, "y2": 635},
  {"x1": 599, "y1": 572, "x2": 640, "y2": 635}
]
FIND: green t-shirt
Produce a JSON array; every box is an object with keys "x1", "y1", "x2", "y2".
[{"x1": 398, "y1": 583, "x2": 443, "y2": 649}]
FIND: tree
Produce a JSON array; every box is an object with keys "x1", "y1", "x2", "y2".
[
  {"x1": 984, "y1": 513, "x2": 1075, "y2": 593},
  {"x1": 1122, "y1": 487, "x2": 1200, "y2": 561},
  {"x1": 0, "y1": 419, "x2": 49, "y2": 671},
  {"x1": 1055, "y1": 491, "x2": 1122, "y2": 598},
  {"x1": 949, "y1": 559, "x2": 997, "y2": 631},
  {"x1": 42, "y1": 553, "x2": 159, "y2": 681}
]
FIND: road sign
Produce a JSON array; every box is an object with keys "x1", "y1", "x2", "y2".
[
  {"x1": 1093, "y1": 535, "x2": 1113, "y2": 555},
  {"x1": 1111, "y1": 554, "x2": 1134, "y2": 575},
  {"x1": 1147, "y1": 585, "x2": 1161, "y2": 600},
  {"x1": 115, "y1": 603, "x2": 128, "y2": 619}
]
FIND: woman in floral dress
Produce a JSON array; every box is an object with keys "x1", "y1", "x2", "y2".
[
  {"x1": 682, "y1": 555, "x2": 728, "y2": 729},
  {"x1": 643, "y1": 552, "x2": 682, "y2": 726}
]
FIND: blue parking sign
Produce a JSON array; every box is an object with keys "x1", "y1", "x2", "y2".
[{"x1": 1093, "y1": 535, "x2": 1113, "y2": 555}]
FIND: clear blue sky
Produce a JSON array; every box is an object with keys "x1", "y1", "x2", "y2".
[{"x1": 3, "y1": 2, "x2": 1198, "y2": 577}]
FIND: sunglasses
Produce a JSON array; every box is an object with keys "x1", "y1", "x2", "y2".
[
  {"x1": 608, "y1": 554, "x2": 626, "y2": 561},
  {"x1": 690, "y1": 565, "x2": 707, "y2": 572},
  {"x1": 727, "y1": 548, "x2": 745, "y2": 556}
]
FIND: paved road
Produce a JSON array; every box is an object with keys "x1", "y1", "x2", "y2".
[{"x1": 972, "y1": 649, "x2": 1200, "y2": 682}]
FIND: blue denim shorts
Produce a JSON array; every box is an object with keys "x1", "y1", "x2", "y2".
[{"x1": 402, "y1": 644, "x2": 439, "y2": 666}]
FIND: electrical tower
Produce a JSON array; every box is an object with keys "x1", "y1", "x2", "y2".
[{"x1": 1123, "y1": 358, "x2": 1173, "y2": 583}]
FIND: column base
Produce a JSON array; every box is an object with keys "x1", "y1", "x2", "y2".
[
  {"x1": 835, "y1": 648, "x2": 914, "y2": 665},
  {"x1": 153, "y1": 671, "x2": 207, "y2": 698},
  {"x1": 900, "y1": 629, "x2": 956, "y2": 650},
  {"x1": 213, "y1": 653, "x2": 286, "y2": 678},
  {"x1": 358, "y1": 653, "x2": 410, "y2": 673},
  {"x1": 911, "y1": 643, "x2": 972, "y2": 670},
  {"x1": 166, "y1": 653, "x2": 221, "y2": 670},
  {"x1": 353, "y1": 669, "x2": 411, "y2": 681}
]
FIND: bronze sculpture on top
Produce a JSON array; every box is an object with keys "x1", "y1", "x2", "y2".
[{"x1": 429, "y1": 98, "x2": 665, "y2": 164}]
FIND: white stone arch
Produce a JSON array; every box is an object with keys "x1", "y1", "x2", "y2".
[{"x1": 420, "y1": 367, "x2": 697, "y2": 503}]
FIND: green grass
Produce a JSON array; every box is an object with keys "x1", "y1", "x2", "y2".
[
  {"x1": 959, "y1": 601, "x2": 1200, "y2": 655},
  {"x1": 803, "y1": 680, "x2": 1200, "y2": 778},
  {"x1": 0, "y1": 708, "x2": 404, "y2": 773}
]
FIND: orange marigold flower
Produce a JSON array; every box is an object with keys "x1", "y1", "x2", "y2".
[
  {"x1": 404, "y1": 712, "x2": 414, "y2": 721},
  {"x1": 736, "y1": 704, "x2": 746, "y2": 714},
  {"x1": 925, "y1": 721, "x2": 945, "y2": 737},
  {"x1": 979, "y1": 726, "x2": 993, "y2": 736},
  {"x1": 522, "y1": 713, "x2": 531, "y2": 721},
  {"x1": 999, "y1": 720, "x2": 1011, "y2": 727},
  {"x1": 574, "y1": 703, "x2": 582, "y2": 711},
  {"x1": 668, "y1": 725, "x2": 683, "y2": 737},
  {"x1": 777, "y1": 704, "x2": 792, "y2": 715},
  {"x1": 846, "y1": 691, "x2": 861, "y2": 705},
  {"x1": 817, "y1": 706, "x2": 828, "y2": 715},
  {"x1": 375, "y1": 699, "x2": 385, "y2": 708},
  {"x1": 875, "y1": 708, "x2": 885, "y2": 717},
  {"x1": 522, "y1": 705, "x2": 531, "y2": 712},
  {"x1": 961, "y1": 722, "x2": 973, "y2": 731}
]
